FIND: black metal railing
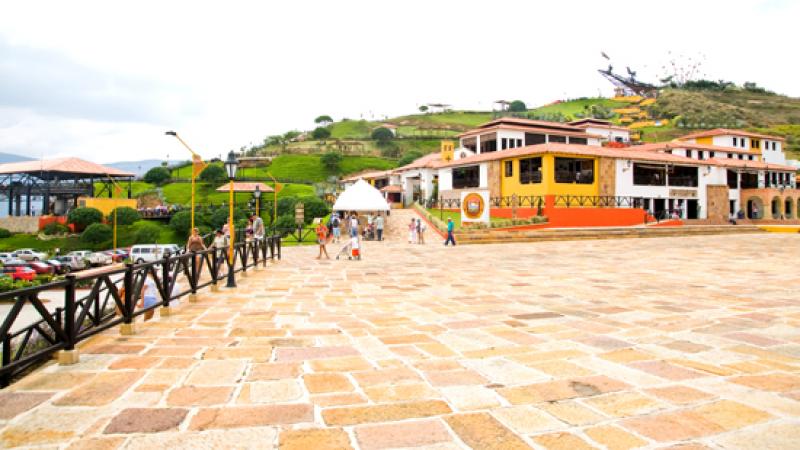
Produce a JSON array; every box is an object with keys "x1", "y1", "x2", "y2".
[
  {"x1": 553, "y1": 195, "x2": 637, "y2": 208},
  {"x1": 0, "y1": 235, "x2": 281, "y2": 388}
]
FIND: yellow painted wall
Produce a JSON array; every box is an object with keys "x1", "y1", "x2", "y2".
[
  {"x1": 499, "y1": 154, "x2": 599, "y2": 197},
  {"x1": 695, "y1": 137, "x2": 713, "y2": 145},
  {"x1": 78, "y1": 197, "x2": 137, "y2": 216},
  {"x1": 440, "y1": 140, "x2": 455, "y2": 162}
]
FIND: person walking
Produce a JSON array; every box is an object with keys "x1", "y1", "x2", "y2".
[
  {"x1": 417, "y1": 218, "x2": 426, "y2": 244},
  {"x1": 186, "y1": 227, "x2": 206, "y2": 269},
  {"x1": 375, "y1": 213, "x2": 384, "y2": 241},
  {"x1": 331, "y1": 213, "x2": 341, "y2": 243},
  {"x1": 408, "y1": 218, "x2": 417, "y2": 244},
  {"x1": 444, "y1": 218, "x2": 456, "y2": 246},
  {"x1": 212, "y1": 229, "x2": 228, "y2": 278},
  {"x1": 349, "y1": 213, "x2": 359, "y2": 238},
  {"x1": 315, "y1": 219, "x2": 330, "y2": 259}
]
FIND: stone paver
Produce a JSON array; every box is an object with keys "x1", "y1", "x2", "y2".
[{"x1": 1, "y1": 225, "x2": 799, "y2": 449}]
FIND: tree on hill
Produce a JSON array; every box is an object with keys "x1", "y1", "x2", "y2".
[
  {"x1": 314, "y1": 115, "x2": 333, "y2": 126},
  {"x1": 321, "y1": 151, "x2": 342, "y2": 172},
  {"x1": 509, "y1": 100, "x2": 527, "y2": 112},
  {"x1": 199, "y1": 164, "x2": 227, "y2": 183},
  {"x1": 371, "y1": 127, "x2": 394, "y2": 145},
  {"x1": 418, "y1": 105, "x2": 428, "y2": 113},
  {"x1": 312, "y1": 127, "x2": 331, "y2": 140},
  {"x1": 144, "y1": 166, "x2": 171, "y2": 185},
  {"x1": 398, "y1": 150, "x2": 423, "y2": 167},
  {"x1": 67, "y1": 207, "x2": 103, "y2": 231},
  {"x1": 107, "y1": 207, "x2": 141, "y2": 226}
]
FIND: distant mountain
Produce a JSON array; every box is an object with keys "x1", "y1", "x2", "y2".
[
  {"x1": 106, "y1": 159, "x2": 186, "y2": 177},
  {"x1": 0, "y1": 152, "x2": 34, "y2": 164}
]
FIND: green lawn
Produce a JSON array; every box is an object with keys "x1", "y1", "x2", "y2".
[
  {"x1": 528, "y1": 97, "x2": 627, "y2": 118},
  {"x1": 329, "y1": 120, "x2": 378, "y2": 139},
  {"x1": 425, "y1": 208, "x2": 505, "y2": 230}
]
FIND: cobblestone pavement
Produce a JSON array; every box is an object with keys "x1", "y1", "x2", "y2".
[{"x1": 1, "y1": 230, "x2": 799, "y2": 449}]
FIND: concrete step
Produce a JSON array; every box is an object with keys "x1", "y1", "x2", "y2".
[{"x1": 455, "y1": 225, "x2": 763, "y2": 244}]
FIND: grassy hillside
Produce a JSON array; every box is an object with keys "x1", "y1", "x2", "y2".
[
  {"x1": 171, "y1": 154, "x2": 397, "y2": 182},
  {"x1": 97, "y1": 180, "x2": 315, "y2": 206}
]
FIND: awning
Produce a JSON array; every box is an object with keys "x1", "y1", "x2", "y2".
[
  {"x1": 215, "y1": 182, "x2": 274, "y2": 193},
  {"x1": 332, "y1": 179, "x2": 390, "y2": 212}
]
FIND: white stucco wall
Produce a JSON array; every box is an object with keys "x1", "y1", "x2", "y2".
[
  {"x1": 583, "y1": 126, "x2": 630, "y2": 143},
  {"x1": 614, "y1": 159, "x2": 707, "y2": 218},
  {"x1": 439, "y1": 168, "x2": 452, "y2": 191}
]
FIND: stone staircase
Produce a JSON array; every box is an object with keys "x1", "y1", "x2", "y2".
[{"x1": 454, "y1": 224, "x2": 764, "y2": 245}]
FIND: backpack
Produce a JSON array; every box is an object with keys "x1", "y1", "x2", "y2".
[{"x1": 332, "y1": 217, "x2": 340, "y2": 227}]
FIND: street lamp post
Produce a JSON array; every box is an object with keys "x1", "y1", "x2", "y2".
[
  {"x1": 254, "y1": 185, "x2": 261, "y2": 217},
  {"x1": 165, "y1": 131, "x2": 202, "y2": 230},
  {"x1": 224, "y1": 151, "x2": 238, "y2": 288}
]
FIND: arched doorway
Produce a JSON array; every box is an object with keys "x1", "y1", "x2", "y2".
[
  {"x1": 771, "y1": 196, "x2": 782, "y2": 219},
  {"x1": 785, "y1": 197, "x2": 794, "y2": 219},
  {"x1": 746, "y1": 197, "x2": 763, "y2": 219}
]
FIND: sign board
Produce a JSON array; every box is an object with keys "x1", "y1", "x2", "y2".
[
  {"x1": 669, "y1": 189, "x2": 698, "y2": 198},
  {"x1": 295, "y1": 202, "x2": 304, "y2": 225},
  {"x1": 460, "y1": 190, "x2": 490, "y2": 225}
]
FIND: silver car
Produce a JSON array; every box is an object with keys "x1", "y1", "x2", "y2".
[{"x1": 13, "y1": 248, "x2": 47, "y2": 261}]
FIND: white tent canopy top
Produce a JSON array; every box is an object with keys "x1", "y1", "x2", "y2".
[{"x1": 332, "y1": 179, "x2": 390, "y2": 212}]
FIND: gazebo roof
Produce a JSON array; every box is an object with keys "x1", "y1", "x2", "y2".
[
  {"x1": 0, "y1": 157, "x2": 134, "y2": 178},
  {"x1": 215, "y1": 182, "x2": 274, "y2": 193}
]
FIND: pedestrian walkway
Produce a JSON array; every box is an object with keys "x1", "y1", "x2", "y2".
[{"x1": 1, "y1": 233, "x2": 799, "y2": 449}]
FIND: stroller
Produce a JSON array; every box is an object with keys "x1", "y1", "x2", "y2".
[{"x1": 336, "y1": 236, "x2": 362, "y2": 260}]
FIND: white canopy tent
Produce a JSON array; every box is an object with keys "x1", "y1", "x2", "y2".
[{"x1": 332, "y1": 179, "x2": 390, "y2": 212}]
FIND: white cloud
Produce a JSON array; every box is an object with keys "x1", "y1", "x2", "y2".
[{"x1": 0, "y1": 0, "x2": 798, "y2": 163}]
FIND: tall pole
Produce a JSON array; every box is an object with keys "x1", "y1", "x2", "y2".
[
  {"x1": 166, "y1": 132, "x2": 201, "y2": 231},
  {"x1": 191, "y1": 171, "x2": 195, "y2": 230},
  {"x1": 267, "y1": 173, "x2": 277, "y2": 226},
  {"x1": 226, "y1": 179, "x2": 236, "y2": 288},
  {"x1": 113, "y1": 208, "x2": 117, "y2": 249}
]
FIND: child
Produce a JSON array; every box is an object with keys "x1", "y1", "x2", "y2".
[
  {"x1": 408, "y1": 218, "x2": 417, "y2": 244},
  {"x1": 417, "y1": 218, "x2": 426, "y2": 244},
  {"x1": 316, "y1": 219, "x2": 330, "y2": 259}
]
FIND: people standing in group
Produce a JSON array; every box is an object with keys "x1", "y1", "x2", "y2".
[
  {"x1": 330, "y1": 213, "x2": 341, "y2": 243},
  {"x1": 375, "y1": 213, "x2": 384, "y2": 241},
  {"x1": 315, "y1": 219, "x2": 330, "y2": 259},
  {"x1": 444, "y1": 218, "x2": 456, "y2": 246},
  {"x1": 408, "y1": 218, "x2": 417, "y2": 244},
  {"x1": 417, "y1": 218, "x2": 426, "y2": 244}
]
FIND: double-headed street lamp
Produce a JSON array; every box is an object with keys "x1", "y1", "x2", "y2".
[{"x1": 224, "y1": 151, "x2": 238, "y2": 288}]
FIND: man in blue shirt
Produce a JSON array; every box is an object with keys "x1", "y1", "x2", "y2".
[{"x1": 444, "y1": 218, "x2": 456, "y2": 246}]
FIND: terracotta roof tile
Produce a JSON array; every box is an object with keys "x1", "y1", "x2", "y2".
[{"x1": 0, "y1": 157, "x2": 134, "y2": 177}]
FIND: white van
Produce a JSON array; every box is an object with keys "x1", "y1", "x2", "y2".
[{"x1": 129, "y1": 245, "x2": 165, "y2": 264}]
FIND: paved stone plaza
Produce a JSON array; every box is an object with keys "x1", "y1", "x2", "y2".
[{"x1": 1, "y1": 231, "x2": 799, "y2": 449}]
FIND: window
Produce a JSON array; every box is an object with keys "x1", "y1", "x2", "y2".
[
  {"x1": 518, "y1": 157, "x2": 542, "y2": 184},
  {"x1": 749, "y1": 155, "x2": 754, "y2": 161},
  {"x1": 668, "y1": 166, "x2": 699, "y2": 187},
  {"x1": 688, "y1": 150, "x2": 695, "y2": 159},
  {"x1": 548, "y1": 135, "x2": 567, "y2": 143},
  {"x1": 453, "y1": 165, "x2": 480, "y2": 189},
  {"x1": 751, "y1": 139, "x2": 759, "y2": 149},
  {"x1": 555, "y1": 157, "x2": 594, "y2": 184},
  {"x1": 727, "y1": 153, "x2": 733, "y2": 158},
  {"x1": 740, "y1": 172, "x2": 758, "y2": 189},
  {"x1": 525, "y1": 133, "x2": 546, "y2": 146},
  {"x1": 709, "y1": 151, "x2": 715, "y2": 158},
  {"x1": 504, "y1": 161, "x2": 513, "y2": 177},
  {"x1": 501, "y1": 138, "x2": 507, "y2": 150},
  {"x1": 570, "y1": 137, "x2": 588, "y2": 145},
  {"x1": 772, "y1": 142, "x2": 777, "y2": 150},
  {"x1": 516, "y1": 139, "x2": 523, "y2": 147},
  {"x1": 633, "y1": 164, "x2": 666, "y2": 186},
  {"x1": 771, "y1": 172, "x2": 778, "y2": 186},
  {"x1": 727, "y1": 170, "x2": 738, "y2": 189},
  {"x1": 741, "y1": 139, "x2": 746, "y2": 148},
  {"x1": 738, "y1": 154, "x2": 744, "y2": 160},
  {"x1": 733, "y1": 137, "x2": 738, "y2": 146}
]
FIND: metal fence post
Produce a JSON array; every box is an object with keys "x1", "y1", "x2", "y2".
[
  {"x1": 1, "y1": 333, "x2": 11, "y2": 388},
  {"x1": 211, "y1": 249, "x2": 219, "y2": 291},
  {"x1": 164, "y1": 253, "x2": 173, "y2": 307},
  {"x1": 276, "y1": 235, "x2": 282, "y2": 260},
  {"x1": 189, "y1": 252, "x2": 197, "y2": 296},
  {"x1": 63, "y1": 275, "x2": 76, "y2": 351},
  {"x1": 121, "y1": 263, "x2": 135, "y2": 335}
]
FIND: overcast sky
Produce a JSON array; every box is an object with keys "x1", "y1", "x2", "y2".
[{"x1": 0, "y1": 0, "x2": 797, "y2": 163}]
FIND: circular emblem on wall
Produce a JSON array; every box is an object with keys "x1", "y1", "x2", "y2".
[{"x1": 462, "y1": 193, "x2": 485, "y2": 220}]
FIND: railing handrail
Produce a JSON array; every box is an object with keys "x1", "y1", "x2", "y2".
[{"x1": 0, "y1": 235, "x2": 282, "y2": 388}]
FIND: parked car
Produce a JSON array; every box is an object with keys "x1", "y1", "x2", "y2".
[
  {"x1": 27, "y1": 261, "x2": 55, "y2": 275},
  {"x1": 12, "y1": 249, "x2": 47, "y2": 261},
  {"x1": 163, "y1": 244, "x2": 181, "y2": 256},
  {"x1": 55, "y1": 255, "x2": 86, "y2": 272},
  {"x1": 130, "y1": 244, "x2": 165, "y2": 264},
  {"x1": 0, "y1": 252, "x2": 15, "y2": 264},
  {"x1": 2, "y1": 258, "x2": 28, "y2": 266},
  {"x1": 67, "y1": 250, "x2": 111, "y2": 267},
  {"x1": 46, "y1": 259, "x2": 70, "y2": 274},
  {"x1": 1, "y1": 266, "x2": 36, "y2": 281}
]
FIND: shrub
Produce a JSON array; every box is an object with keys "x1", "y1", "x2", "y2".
[
  {"x1": 42, "y1": 222, "x2": 69, "y2": 235},
  {"x1": 312, "y1": 127, "x2": 331, "y2": 140},
  {"x1": 107, "y1": 207, "x2": 141, "y2": 226},
  {"x1": 398, "y1": 150, "x2": 423, "y2": 167},
  {"x1": 67, "y1": 207, "x2": 103, "y2": 230},
  {"x1": 371, "y1": 127, "x2": 394, "y2": 144},
  {"x1": 169, "y1": 211, "x2": 192, "y2": 238},
  {"x1": 509, "y1": 100, "x2": 527, "y2": 112},
  {"x1": 144, "y1": 166, "x2": 171, "y2": 185},
  {"x1": 274, "y1": 214, "x2": 297, "y2": 230},
  {"x1": 321, "y1": 151, "x2": 342, "y2": 171},
  {"x1": 209, "y1": 207, "x2": 247, "y2": 230},
  {"x1": 81, "y1": 223, "x2": 112, "y2": 244},
  {"x1": 133, "y1": 222, "x2": 161, "y2": 244},
  {"x1": 277, "y1": 196, "x2": 299, "y2": 217},
  {"x1": 199, "y1": 165, "x2": 227, "y2": 184},
  {"x1": 0, "y1": 227, "x2": 11, "y2": 238}
]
